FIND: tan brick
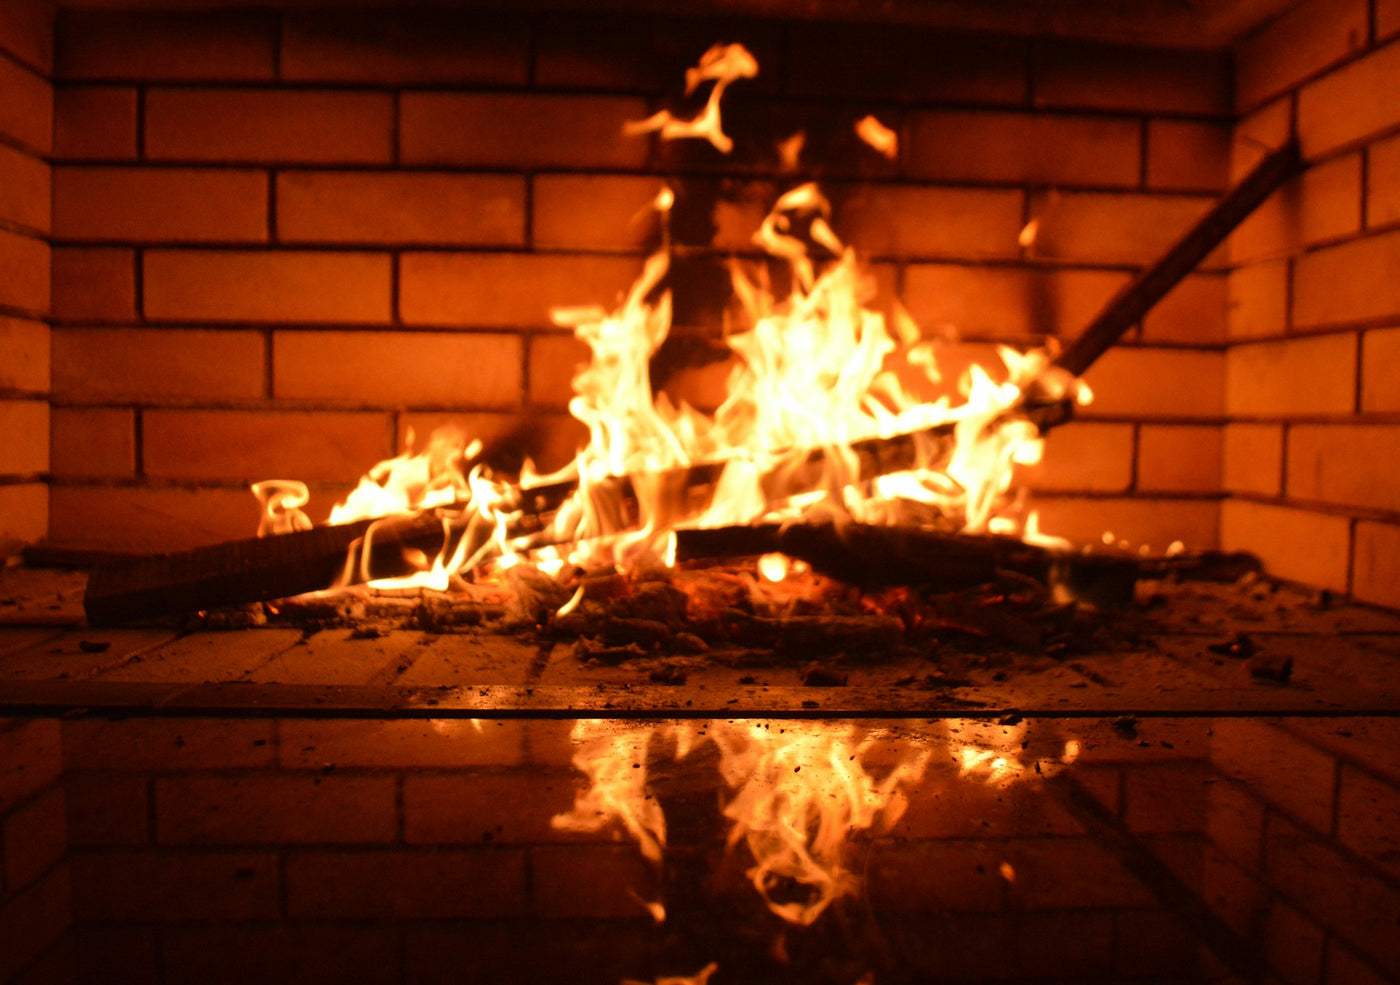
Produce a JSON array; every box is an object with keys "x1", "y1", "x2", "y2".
[
  {"x1": 280, "y1": 719, "x2": 525, "y2": 769},
  {"x1": 62, "y1": 718, "x2": 274, "y2": 770},
  {"x1": 1029, "y1": 191, "x2": 1216, "y2": 266},
  {"x1": 527, "y1": 333, "x2": 590, "y2": 408},
  {"x1": 1082, "y1": 348, "x2": 1223, "y2": 418},
  {"x1": 1225, "y1": 334, "x2": 1357, "y2": 416},
  {"x1": 400, "y1": 252, "x2": 642, "y2": 329},
  {"x1": 1137, "y1": 424, "x2": 1222, "y2": 492},
  {"x1": 49, "y1": 408, "x2": 135, "y2": 479},
  {"x1": 71, "y1": 850, "x2": 279, "y2": 922},
  {"x1": 286, "y1": 849, "x2": 526, "y2": 919},
  {"x1": 890, "y1": 769, "x2": 1088, "y2": 839},
  {"x1": 1034, "y1": 42, "x2": 1230, "y2": 115},
  {"x1": 53, "y1": 86, "x2": 138, "y2": 161},
  {"x1": 274, "y1": 329, "x2": 522, "y2": 410},
  {"x1": 1146, "y1": 119, "x2": 1229, "y2": 192},
  {"x1": 1120, "y1": 761, "x2": 1212, "y2": 832},
  {"x1": 0, "y1": 143, "x2": 48, "y2": 234},
  {"x1": 1288, "y1": 425, "x2": 1400, "y2": 512},
  {"x1": 1143, "y1": 273, "x2": 1227, "y2": 344},
  {"x1": 3, "y1": 786, "x2": 65, "y2": 892},
  {"x1": 835, "y1": 185, "x2": 1023, "y2": 260},
  {"x1": 0, "y1": 317, "x2": 47, "y2": 392},
  {"x1": 1262, "y1": 898, "x2": 1326, "y2": 984},
  {"x1": 0, "y1": 720, "x2": 59, "y2": 815},
  {"x1": 0, "y1": 401, "x2": 47, "y2": 474},
  {"x1": 403, "y1": 773, "x2": 580, "y2": 845},
  {"x1": 1206, "y1": 779, "x2": 1266, "y2": 870},
  {"x1": 277, "y1": 172, "x2": 524, "y2": 247},
  {"x1": 1299, "y1": 39, "x2": 1400, "y2": 157},
  {"x1": 0, "y1": 867, "x2": 70, "y2": 985},
  {"x1": 1296, "y1": 230, "x2": 1400, "y2": 328},
  {"x1": 1227, "y1": 260, "x2": 1288, "y2": 340},
  {"x1": 401, "y1": 92, "x2": 649, "y2": 169},
  {"x1": 0, "y1": 485, "x2": 46, "y2": 546},
  {"x1": 48, "y1": 484, "x2": 263, "y2": 552},
  {"x1": 49, "y1": 247, "x2": 132, "y2": 322},
  {"x1": 1368, "y1": 131, "x2": 1400, "y2": 228},
  {"x1": 907, "y1": 109, "x2": 1139, "y2": 186},
  {"x1": 51, "y1": 327, "x2": 265, "y2": 403},
  {"x1": 142, "y1": 408, "x2": 391, "y2": 482},
  {"x1": 282, "y1": 10, "x2": 528, "y2": 85},
  {"x1": 0, "y1": 0, "x2": 53, "y2": 75},
  {"x1": 1231, "y1": 97, "x2": 1294, "y2": 182},
  {"x1": 1031, "y1": 496, "x2": 1220, "y2": 551},
  {"x1": 533, "y1": 174, "x2": 668, "y2": 252},
  {"x1": 1353, "y1": 521, "x2": 1400, "y2": 609},
  {"x1": 64, "y1": 773, "x2": 150, "y2": 847},
  {"x1": 902, "y1": 263, "x2": 1127, "y2": 342},
  {"x1": 1232, "y1": 153, "x2": 1363, "y2": 263},
  {"x1": 144, "y1": 249, "x2": 392, "y2": 324},
  {"x1": 1213, "y1": 719, "x2": 1337, "y2": 833},
  {"x1": 0, "y1": 55, "x2": 51, "y2": 154},
  {"x1": 1022, "y1": 422, "x2": 1133, "y2": 492},
  {"x1": 1235, "y1": 0, "x2": 1367, "y2": 111},
  {"x1": 1220, "y1": 499, "x2": 1351, "y2": 590},
  {"x1": 0, "y1": 229, "x2": 49, "y2": 316},
  {"x1": 55, "y1": 10, "x2": 275, "y2": 81},
  {"x1": 146, "y1": 89, "x2": 393, "y2": 164},
  {"x1": 93, "y1": 629, "x2": 300, "y2": 684},
  {"x1": 156, "y1": 774, "x2": 397, "y2": 846},
  {"x1": 1223, "y1": 423, "x2": 1284, "y2": 496},
  {"x1": 53, "y1": 167, "x2": 268, "y2": 243}
]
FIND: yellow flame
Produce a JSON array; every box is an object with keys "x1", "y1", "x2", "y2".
[
  {"x1": 624, "y1": 43, "x2": 757, "y2": 153},
  {"x1": 854, "y1": 114, "x2": 898, "y2": 159}
]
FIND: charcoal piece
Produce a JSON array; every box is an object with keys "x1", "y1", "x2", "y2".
[
  {"x1": 624, "y1": 581, "x2": 690, "y2": 625},
  {"x1": 602, "y1": 617, "x2": 674, "y2": 649},
  {"x1": 1248, "y1": 651, "x2": 1293, "y2": 684},
  {"x1": 802, "y1": 665, "x2": 848, "y2": 687}
]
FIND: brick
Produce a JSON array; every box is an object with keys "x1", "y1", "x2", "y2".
[
  {"x1": 1146, "y1": 119, "x2": 1229, "y2": 192},
  {"x1": 71, "y1": 850, "x2": 279, "y2": 922},
  {"x1": 0, "y1": 229, "x2": 49, "y2": 316},
  {"x1": 866, "y1": 840, "x2": 1005, "y2": 913},
  {"x1": 0, "y1": 56, "x2": 51, "y2": 153},
  {"x1": 908, "y1": 110, "x2": 1139, "y2": 187},
  {"x1": 1137, "y1": 424, "x2": 1223, "y2": 492},
  {"x1": 1143, "y1": 273, "x2": 1227, "y2": 344},
  {"x1": 0, "y1": 485, "x2": 46, "y2": 547},
  {"x1": 1033, "y1": 41, "x2": 1230, "y2": 115},
  {"x1": 1362, "y1": 328, "x2": 1400, "y2": 411},
  {"x1": 403, "y1": 772, "x2": 578, "y2": 845},
  {"x1": 0, "y1": 401, "x2": 47, "y2": 474},
  {"x1": 53, "y1": 86, "x2": 137, "y2": 161},
  {"x1": 0, "y1": 867, "x2": 70, "y2": 985},
  {"x1": 1221, "y1": 728, "x2": 1334, "y2": 835},
  {"x1": 1296, "y1": 230, "x2": 1400, "y2": 327},
  {"x1": 1236, "y1": 0, "x2": 1368, "y2": 111},
  {"x1": 1021, "y1": 421, "x2": 1133, "y2": 492},
  {"x1": 1227, "y1": 260, "x2": 1288, "y2": 340},
  {"x1": 142, "y1": 408, "x2": 391, "y2": 482},
  {"x1": 49, "y1": 247, "x2": 132, "y2": 322},
  {"x1": 64, "y1": 773, "x2": 150, "y2": 847},
  {"x1": 63, "y1": 718, "x2": 274, "y2": 770},
  {"x1": 1003, "y1": 837, "x2": 1155, "y2": 908},
  {"x1": 1220, "y1": 500, "x2": 1351, "y2": 590},
  {"x1": 53, "y1": 167, "x2": 268, "y2": 244},
  {"x1": 1353, "y1": 521, "x2": 1400, "y2": 609},
  {"x1": 1299, "y1": 40, "x2": 1400, "y2": 157},
  {"x1": 1029, "y1": 191, "x2": 1217, "y2": 266},
  {"x1": 1121, "y1": 761, "x2": 1212, "y2": 832},
  {"x1": 73, "y1": 927, "x2": 159, "y2": 985},
  {"x1": 162, "y1": 926, "x2": 399, "y2": 985},
  {"x1": 1082, "y1": 348, "x2": 1223, "y2": 418},
  {"x1": 286, "y1": 849, "x2": 526, "y2": 919},
  {"x1": 1232, "y1": 154, "x2": 1363, "y2": 263},
  {"x1": 282, "y1": 10, "x2": 527, "y2": 85},
  {"x1": 3, "y1": 786, "x2": 64, "y2": 893},
  {"x1": 1223, "y1": 423, "x2": 1283, "y2": 496},
  {"x1": 527, "y1": 333, "x2": 589, "y2": 407},
  {"x1": 52, "y1": 327, "x2": 265, "y2": 403},
  {"x1": 47, "y1": 485, "x2": 264, "y2": 552},
  {"x1": 833, "y1": 186, "x2": 1023, "y2": 260},
  {"x1": 156, "y1": 774, "x2": 397, "y2": 846},
  {"x1": 789, "y1": 24, "x2": 1025, "y2": 103},
  {"x1": 93, "y1": 629, "x2": 300, "y2": 683},
  {"x1": 1336, "y1": 766, "x2": 1400, "y2": 880},
  {"x1": 280, "y1": 719, "x2": 525, "y2": 768},
  {"x1": 404, "y1": 923, "x2": 647, "y2": 985},
  {"x1": 144, "y1": 249, "x2": 392, "y2": 324},
  {"x1": 0, "y1": 317, "x2": 47, "y2": 392},
  {"x1": 0, "y1": 0, "x2": 53, "y2": 75},
  {"x1": 1225, "y1": 334, "x2": 1358, "y2": 416},
  {"x1": 0, "y1": 720, "x2": 60, "y2": 815},
  {"x1": 1116, "y1": 911, "x2": 1201, "y2": 978},
  {"x1": 1232, "y1": 97, "x2": 1294, "y2": 182},
  {"x1": 1384, "y1": 0, "x2": 1400, "y2": 40},
  {"x1": 49, "y1": 408, "x2": 134, "y2": 479},
  {"x1": 1206, "y1": 779, "x2": 1266, "y2": 870},
  {"x1": 400, "y1": 252, "x2": 642, "y2": 329},
  {"x1": 0, "y1": 143, "x2": 48, "y2": 234},
  {"x1": 533, "y1": 175, "x2": 669, "y2": 252},
  {"x1": 1288, "y1": 425, "x2": 1400, "y2": 511},
  {"x1": 1263, "y1": 899, "x2": 1326, "y2": 985},
  {"x1": 277, "y1": 172, "x2": 524, "y2": 247},
  {"x1": 1033, "y1": 496, "x2": 1220, "y2": 550},
  {"x1": 146, "y1": 89, "x2": 393, "y2": 164},
  {"x1": 1369, "y1": 131, "x2": 1400, "y2": 228},
  {"x1": 401, "y1": 93, "x2": 649, "y2": 169},
  {"x1": 902, "y1": 264, "x2": 1126, "y2": 343},
  {"x1": 56, "y1": 10, "x2": 275, "y2": 80},
  {"x1": 529, "y1": 844, "x2": 654, "y2": 918}
]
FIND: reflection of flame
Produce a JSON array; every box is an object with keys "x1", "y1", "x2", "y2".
[
  {"x1": 552, "y1": 720, "x2": 666, "y2": 863},
  {"x1": 622, "y1": 964, "x2": 718, "y2": 985}
]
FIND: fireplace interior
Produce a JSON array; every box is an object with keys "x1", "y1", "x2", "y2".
[{"x1": 2, "y1": 0, "x2": 1400, "y2": 982}]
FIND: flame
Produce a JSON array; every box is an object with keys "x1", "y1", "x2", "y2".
[
  {"x1": 854, "y1": 114, "x2": 898, "y2": 159},
  {"x1": 624, "y1": 42, "x2": 757, "y2": 153}
]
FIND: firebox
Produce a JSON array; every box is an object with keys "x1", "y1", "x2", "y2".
[{"x1": 2, "y1": 1, "x2": 1400, "y2": 983}]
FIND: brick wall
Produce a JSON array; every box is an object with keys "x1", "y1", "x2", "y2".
[
  {"x1": 1224, "y1": 0, "x2": 1400, "y2": 608},
  {"x1": 43, "y1": 8, "x2": 1234, "y2": 555},
  {"x1": 0, "y1": 1, "x2": 52, "y2": 556}
]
